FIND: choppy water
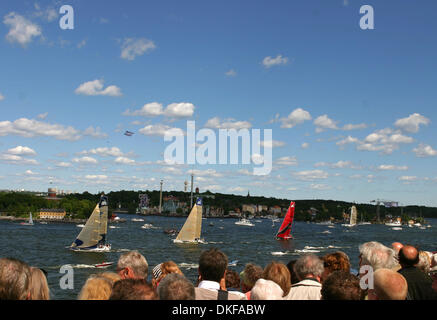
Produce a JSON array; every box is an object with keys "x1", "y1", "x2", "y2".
[{"x1": 1, "y1": 215, "x2": 436, "y2": 300}]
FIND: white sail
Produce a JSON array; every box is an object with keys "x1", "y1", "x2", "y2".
[
  {"x1": 29, "y1": 212, "x2": 33, "y2": 225},
  {"x1": 71, "y1": 196, "x2": 108, "y2": 250},
  {"x1": 175, "y1": 198, "x2": 203, "y2": 242},
  {"x1": 350, "y1": 206, "x2": 357, "y2": 226}
]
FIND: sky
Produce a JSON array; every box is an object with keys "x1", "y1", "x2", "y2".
[{"x1": 0, "y1": 0, "x2": 436, "y2": 206}]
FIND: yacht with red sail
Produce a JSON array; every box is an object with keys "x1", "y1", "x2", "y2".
[{"x1": 275, "y1": 201, "x2": 295, "y2": 240}]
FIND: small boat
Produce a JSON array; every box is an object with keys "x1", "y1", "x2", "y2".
[
  {"x1": 413, "y1": 223, "x2": 422, "y2": 227},
  {"x1": 208, "y1": 222, "x2": 214, "y2": 226},
  {"x1": 276, "y1": 201, "x2": 295, "y2": 240},
  {"x1": 228, "y1": 260, "x2": 238, "y2": 267},
  {"x1": 70, "y1": 195, "x2": 111, "y2": 252},
  {"x1": 20, "y1": 213, "x2": 34, "y2": 226},
  {"x1": 164, "y1": 228, "x2": 178, "y2": 235},
  {"x1": 131, "y1": 218, "x2": 144, "y2": 222},
  {"x1": 385, "y1": 220, "x2": 401, "y2": 227},
  {"x1": 94, "y1": 262, "x2": 114, "y2": 268},
  {"x1": 40, "y1": 221, "x2": 48, "y2": 225},
  {"x1": 342, "y1": 206, "x2": 357, "y2": 227},
  {"x1": 76, "y1": 224, "x2": 85, "y2": 228},
  {"x1": 392, "y1": 227, "x2": 403, "y2": 231},
  {"x1": 174, "y1": 198, "x2": 204, "y2": 244},
  {"x1": 141, "y1": 223, "x2": 156, "y2": 229},
  {"x1": 235, "y1": 218, "x2": 255, "y2": 227}
]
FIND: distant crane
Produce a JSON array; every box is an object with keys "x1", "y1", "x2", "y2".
[{"x1": 370, "y1": 199, "x2": 399, "y2": 222}]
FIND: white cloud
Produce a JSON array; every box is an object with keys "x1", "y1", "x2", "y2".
[
  {"x1": 79, "y1": 147, "x2": 124, "y2": 157},
  {"x1": 0, "y1": 154, "x2": 38, "y2": 165},
  {"x1": 77, "y1": 39, "x2": 86, "y2": 48},
  {"x1": 83, "y1": 126, "x2": 108, "y2": 138},
  {"x1": 395, "y1": 113, "x2": 430, "y2": 133},
  {"x1": 3, "y1": 12, "x2": 42, "y2": 46},
  {"x1": 260, "y1": 140, "x2": 285, "y2": 148},
  {"x1": 114, "y1": 156, "x2": 136, "y2": 165},
  {"x1": 413, "y1": 143, "x2": 437, "y2": 157},
  {"x1": 0, "y1": 118, "x2": 81, "y2": 141},
  {"x1": 121, "y1": 38, "x2": 156, "y2": 61},
  {"x1": 310, "y1": 183, "x2": 331, "y2": 190},
  {"x1": 399, "y1": 176, "x2": 418, "y2": 182},
  {"x1": 124, "y1": 102, "x2": 195, "y2": 118},
  {"x1": 75, "y1": 79, "x2": 122, "y2": 97},
  {"x1": 275, "y1": 156, "x2": 298, "y2": 166},
  {"x1": 314, "y1": 115, "x2": 339, "y2": 133},
  {"x1": 205, "y1": 117, "x2": 252, "y2": 130},
  {"x1": 36, "y1": 112, "x2": 48, "y2": 120},
  {"x1": 0, "y1": 93, "x2": 4, "y2": 101},
  {"x1": 139, "y1": 124, "x2": 184, "y2": 137},
  {"x1": 314, "y1": 160, "x2": 361, "y2": 169},
  {"x1": 33, "y1": 4, "x2": 57, "y2": 22},
  {"x1": 6, "y1": 146, "x2": 37, "y2": 156},
  {"x1": 377, "y1": 165, "x2": 408, "y2": 171},
  {"x1": 225, "y1": 69, "x2": 237, "y2": 77},
  {"x1": 262, "y1": 55, "x2": 289, "y2": 68},
  {"x1": 293, "y1": 169, "x2": 328, "y2": 181},
  {"x1": 301, "y1": 142, "x2": 309, "y2": 149},
  {"x1": 337, "y1": 128, "x2": 414, "y2": 154},
  {"x1": 342, "y1": 123, "x2": 367, "y2": 130},
  {"x1": 24, "y1": 169, "x2": 37, "y2": 175},
  {"x1": 72, "y1": 156, "x2": 98, "y2": 165},
  {"x1": 280, "y1": 108, "x2": 312, "y2": 129},
  {"x1": 164, "y1": 103, "x2": 195, "y2": 118},
  {"x1": 187, "y1": 169, "x2": 223, "y2": 178},
  {"x1": 55, "y1": 161, "x2": 72, "y2": 168}
]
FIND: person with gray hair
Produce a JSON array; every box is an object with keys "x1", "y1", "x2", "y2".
[
  {"x1": 158, "y1": 273, "x2": 195, "y2": 300},
  {"x1": 359, "y1": 241, "x2": 397, "y2": 272},
  {"x1": 0, "y1": 258, "x2": 32, "y2": 300},
  {"x1": 285, "y1": 254, "x2": 324, "y2": 300},
  {"x1": 251, "y1": 279, "x2": 284, "y2": 300},
  {"x1": 116, "y1": 250, "x2": 148, "y2": 280}
]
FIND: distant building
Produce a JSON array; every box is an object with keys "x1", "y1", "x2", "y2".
[
  {"x1": 242, "y1": 204, "x2": 256, "y2": 215},
  {"x1": 269, "y1": 205, "x2": 282, "y2": 215},
  {"x1": 257, "y1": 205, "x2": 268, "y2": 213},
  {"x1": 163, "y1": 195, "x2": 180, "y2": 214},
  {"x1": 39, "y1": 208, "x2": 66, "y2": 220}
]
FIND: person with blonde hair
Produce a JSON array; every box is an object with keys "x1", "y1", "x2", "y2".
[
  {"x1": 99, "y1": 272, "x2": 121, "y2": 284},
  {"x1": 151, "y1": 261, "x2": 183, "y2": 289},
  {"x1": 29, "y1": 267, "x2": 50, "y2": 300},
  {"x1": 0, "y1": 258, "x2": 31, "y2": 300},
  {"x1": 78, "y1": 275, "x2": 113, "y2": 300},
  {"x1": 262, "y1": 261, "x2": 291, "y2": 297}
]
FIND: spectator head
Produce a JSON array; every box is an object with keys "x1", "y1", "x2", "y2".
[
  {"x1": 294, "y1": 254, "x2": 324, "y2": 282},
  {"x1": 391, "y1": 242, "x2": 404, "y2": 255},
  {"x1": 368, "y1": 268, "x2": 408, "y2": 300},
  {"x1": 78, "y1": 275, "x2": 113, "y2": 300},
  {"x1": 415, "y1": 251, "x2": 431, "y2": 274},
  {"x1": 240, "y1": 263, "x2": 263, "y2": 293},
  {"x1": 398, "y1": 245, "x2": 420, "y2": 268},
  {"x1": 225, "y1": 270, "x2": 241, "y2": 290},
  {"x1": 29, "y1": 267, "x2": 49, "y2": 300},
  {"x1": 321, "y1": 271, "x2": 363, "y2": 300},
  {"x1": 198, "y1": 248, "x2": 228, "y2": 283},
  {"x1": 0, "y1": 258, "x2": 31, "y2": 300},
  {"x1": 251, "y1": 279, "x2": 284, "y2": 300},
  {"x1": 262, "y1": 261, "x2": 291, "y2": 297},
  {"x1": 117, "y1": 250, "x2": 148, "y2": 280},
  {"x1": 109, "y1": 279, "x2": 157, "y2": 300},
  {"x1": 359, "y1": 242, "x2": 397, "y2": 271},
  {"x1": 286, "y1": 260, "x2": 299, "y2": 285},
  {"x1": 158, "y1": 273, "x2": 195, "y2": 300},
  {"x1": 152, "y1": 261, "x2": 183, "y2": 289},
  {"x1": 322, "y1": 251, "x2": 351, "y2": 281}
]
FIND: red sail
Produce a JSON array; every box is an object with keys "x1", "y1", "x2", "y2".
[{"x1": 276, "y1": 201, "x2": 295, "y2": 240}]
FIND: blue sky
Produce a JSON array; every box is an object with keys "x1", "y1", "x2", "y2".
[{"x1": 0, "y1": 0, "x2": 436, "y2": 206}]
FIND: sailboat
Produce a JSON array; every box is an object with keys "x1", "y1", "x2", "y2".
[
  {"x1": 174, "y1": 198, "x2": 204, "y2": 244},
  {"x1": 70, "y1": 195, "x2": 111, "y2": 252},
  {"x1": 275, "y1": 201, "x2": 295, "y2": 240},
  {"x1": 358, "y1": 212, "x2": 371, "y2": 225},
  {"x1": 342, "y1": 206, "x2": 357, "y2": 227},
  {"x1": 20, "y1": 212, "x2": 34, "y2": 226}
]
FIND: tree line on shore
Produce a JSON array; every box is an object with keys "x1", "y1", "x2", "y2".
[{"x1": 0, "y1": 190, "x2": 435, "y2": 222}]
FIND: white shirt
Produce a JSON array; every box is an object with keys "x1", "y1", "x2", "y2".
[{"x1": 198, "y1": 280, "x2": 220, "y2": 291}]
